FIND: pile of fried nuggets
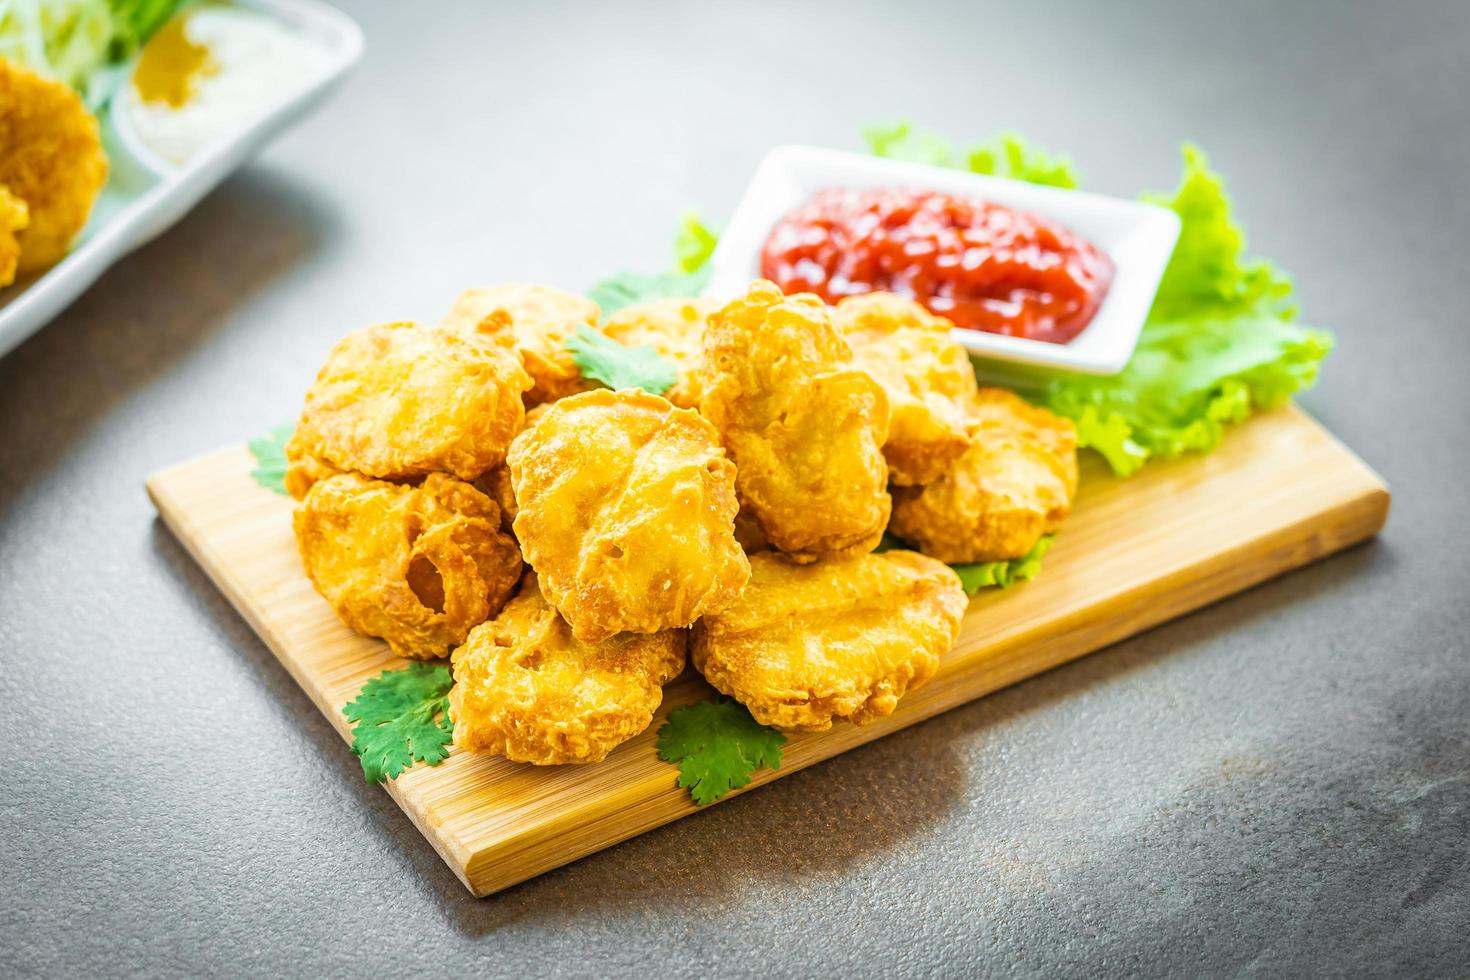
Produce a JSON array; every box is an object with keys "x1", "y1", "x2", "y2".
[{"x1": 287, "y1": 280, "x2": 1079, "y2": 765}]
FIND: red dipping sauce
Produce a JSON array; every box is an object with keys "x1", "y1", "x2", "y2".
[{"x1": 760, "y1": 188, "x2": 1114, "y2": 344}]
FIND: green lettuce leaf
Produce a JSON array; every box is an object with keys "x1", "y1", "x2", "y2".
[
  {"x1": 1144, "y1": 144, "x2": 1294, "y2": 321},
  {"x1": 672, "y1": 210, "x2": 719, "y2": 273},
  {"x1": 0, "y1": 0, "x2": 185, "y2": 105},
  {"x1": 951, "y1": 536, "x2": 1054, "y2": 594},
  {"x1": 1042, "y1": 146, "x2": 1332, "y2": 475},
  {"x1": 863, "y1": 121, "x2": 1080, "y2": 188},
  {"x1": 880, "y1": 533, "x2": 1054, "y2": 591}
]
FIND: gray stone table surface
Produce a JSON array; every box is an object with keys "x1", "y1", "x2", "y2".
[{"x1": 2, "y1": 1, "x2": 1467, "y2": 976}]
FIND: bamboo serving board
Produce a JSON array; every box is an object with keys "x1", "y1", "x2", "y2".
[{"x1": 147, "y1": 404, "x2": 1388, "y2": 897}]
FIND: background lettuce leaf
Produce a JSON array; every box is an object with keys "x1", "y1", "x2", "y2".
[
  {"x1": 864, "y1": 121, "x2": 1080, "y2": 188},
  {"x1": 0, "y1": 0, "x2": 185, "y2": 106},
  {"x1": 1042, "y1": 145, "x2": 1332, "y2": 475},
  {"x1": 1144, "y1": 144, "x2": 1295, "y2": 321}
]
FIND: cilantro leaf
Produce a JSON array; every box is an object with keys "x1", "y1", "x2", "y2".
[
  {"x1": 863, "y1": 121, "x2": 1080, "y2": 188},
  {"x1": 588, "y1": 211, "x2": 718, "y2": 316},
  {"x1": 587, "y1": 266, "x2": 712, "y2": 318},
  {"x1": 1041, "y1": 145, "x2": 1332, "y2": 475},
  {"x1": 342, "y1": 662, "x2": 455, "y2": 784},
  {"x1": 950, "y1": 536, "x2": 1054, "y2": 595},
  {"x1": 656, "y1": 698, "x2": 786, "y2": 806},
  {"x1": 247, "y1": 424, "x2": 294, "y2": 495},
  {"x1": 566, "y1": 324, "x2": 679, "y2": 395}
]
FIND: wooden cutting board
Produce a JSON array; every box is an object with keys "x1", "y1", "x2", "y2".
[{"x1": 146, "y1": 404, "x2": 1389, "y2": 897}]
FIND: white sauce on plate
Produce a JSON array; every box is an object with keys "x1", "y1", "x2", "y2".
[{"x1": 125, "y1": 5, "x2": 330, "y2": 165}]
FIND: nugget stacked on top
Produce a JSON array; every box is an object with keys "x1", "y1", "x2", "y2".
[{"x1": 288, "y1": 278, "x2": 1080, "y2": 762}]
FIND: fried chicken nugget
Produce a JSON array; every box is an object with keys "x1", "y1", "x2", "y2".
[
  {"x1": 294, "y1": 472, "x2": 522, "y2": 660},
  {"x1": 285, "y1": 319, "x2": 531, "y2": 495},
  {"x1": 890, "y1": 388, "x2": 1078, "y2": 563},
  {"x1": 698, "y1": 280, "x2": 891, "y2": 561},
  {"x1": 508, "y1": 388, "x2": 749, "y2": 642},
  {"x1": 0, "y1": 184, "x2": 26, "y2": 288},
  {"x1": 0, "y1": 59, "x2": 108, "y2": 278},
  {"x1": 600, "y1": 297, "x2": 719, "y2": 409},
  {"x1": 692, "y1": 550, "x2": 967, "y2": 732},
  {"x1": 449, "y1": 574, "x2": 686, "y2": 765},
  {"x1": 833, "y1": 293, "x2": 979, "y2": 486},
  {"x1": 442, "y1": 284, "x2": 600, "y2": 405},
  {"x1": 473, "y1": 465, "x2": 517, "y2": 532}
]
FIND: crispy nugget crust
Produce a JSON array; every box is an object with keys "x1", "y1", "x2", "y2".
[
  {"x1": 294, "y1": 473, "x2": 522, "y2": 660},
  {"x1": 442, "y1": 284, "x2": 601, "y2": 405},
  {"x1": 472, "y1": 465, "x2": 517, "y2": 531},
  {"x1": 286, "y1": 320, "x2": 531, "y2": 487},
  {"x1": 890, "y1": 388, "x2": 1078, "y2": 563},
  {"x1": 0, "y1": 184, "x2": 28, "y2": 287},
  {"x1": 698, "y1": 281, "x2": 891, "y2": 561},
  {"x1": 449, "y1": 576, "x2": 686, "y2": 765},
  {"x1": 281, "y1": 446, "x2": 340, "y2": 501},
  {"x1": 0, "y1": 60, "x2": 108, "y2": 275},
  {"x1": 833, "y1": 293, "x2": 979, "y2": 486},
  {"x1": 508, "y1": 388, "x2": 749, "y2": 641},
  {"x1": 600, "y1": 297, "x2": 719, "y2": 409},
  {"x1": 693, "y1": 550, "x2": 967, "y2": 732}
]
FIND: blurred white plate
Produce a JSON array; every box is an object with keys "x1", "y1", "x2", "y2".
[
  {"x1": 0, "y1": 0, "x2": 362, "y2": 359},
  {"x1": 706, "y1": 145, "x2": 1181, "y2": 375}
]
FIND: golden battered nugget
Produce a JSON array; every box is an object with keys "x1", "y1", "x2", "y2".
[
  {"x1": 692, "y1": 550, "x2": 967, "y2": 732},
  {"x1": 286, "y1": 319, "x2": 531, "y2": 490},
  {"x1": 0, "y1": 58, "x2": 108, "y2": 278},
  {"x1": 449, "y1": 575, "x2": 686, "y2": 765},
  {"x1": 508, "y1": 388, "x2": 749, "y2": 642},
  {"x1": 0, "y1": 184, "x2": 25, "y2": 288},
  {"x1": 890, "y1": 388, "x2": 1078, "y2": 563},
  {"x1": 294, "y1": 472, "x2": 522, "y2": 660},
  {"x1": 472, "y1": 465, "x2": 517, "y2": 532},
  {"x1": 833, "y1": 293, "x2": 979, "y2": 486},
  {"x1": 281, "y1": 449, "x2": 340, "y2": 501},
  {"x1": 600, "y1": 297, "x2": 719, "y2": 409},
  {"x1": 698, "y1": 281, "x2": 891, "y2": 561},
  {"x1": 442, "y1": 283, "x2": 600, "y2": 405}
]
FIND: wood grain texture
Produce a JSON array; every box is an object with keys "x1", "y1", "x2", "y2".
[{"x1": 146, "y1": 405, "x2": 1389, "y2": 897}]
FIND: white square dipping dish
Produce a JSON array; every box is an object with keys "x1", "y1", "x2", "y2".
[{"x1": 704, "y1": 145, "x2": 1181, "y2": 376}]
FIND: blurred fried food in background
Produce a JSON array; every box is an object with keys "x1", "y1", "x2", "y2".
[{"x1": 0, "y1": 57, "x2": 108, "y2": 286}]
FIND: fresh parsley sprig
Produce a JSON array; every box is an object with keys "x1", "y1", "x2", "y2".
[
  {"x1": 342, "y1": 662, "x2": 455, "y2": 784},
  {"x1": 656, "y1": 697, "x2": 786, "y2": 806},
  {"x1": 247, "y1": 424, "x2": 294, "y2": 495},
  {"x1": 587, "y1": 212, "x2": 719, "y2": 317},
  {"x1": 566, "y1": 325, "x2": 679, "y2": 395}
]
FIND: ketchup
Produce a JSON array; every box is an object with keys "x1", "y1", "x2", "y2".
[{"x1": 760, "y1": 188, "x2": 1113, "y2": 344}]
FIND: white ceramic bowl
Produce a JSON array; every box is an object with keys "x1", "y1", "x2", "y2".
[{"x1": 705, "y1": 145, "x2": 1181, "y2": 376}]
